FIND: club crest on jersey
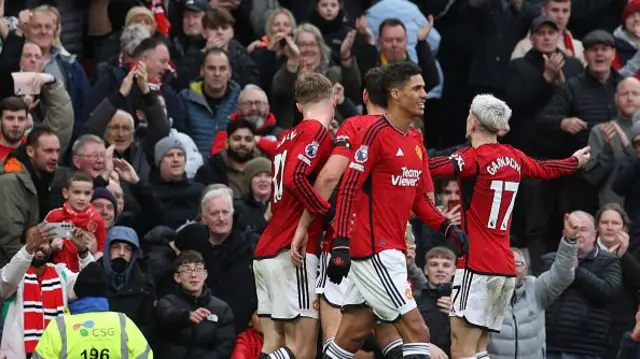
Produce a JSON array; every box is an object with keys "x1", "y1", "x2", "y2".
[
  {"x1": 415, "y1": 145, "x2": 423, "y2": 160},
  {"x1": 87, "y1": 220, "x2": 98, "y2": 232},
  {"x1": 305, "y1": 141, "x2": 319, "y2": 158}
]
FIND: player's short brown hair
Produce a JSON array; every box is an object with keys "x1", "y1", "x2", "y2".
[
  {"x1": 425, "y1": 246, "x2": 456, "y2": 263},
  {"x1": 294, "y1": 73, "x2": 334, "y2": 106},
  {"x1": 65, "y1": 171, "x2": 94, "y2": 189},
  {"x1": 202, "y1": 7, "x2": 235, "y2": 30}
]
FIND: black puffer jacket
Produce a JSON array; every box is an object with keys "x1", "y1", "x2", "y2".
[
  {"x1": 542, "y1": 247, "x2": 622, "y2": 356},
  {"x1": 233, "y1": 194, "x2": 268, "y2": 249},
  {"x1": 149, "y1": 171, "x2": 205, "y2": 229},
  {"x1": 140, "y1": 226, "x2": 178, "y2": 298},
  {"x1": 155, "y1": 287, "x2": 235, "y2": 359},
  {"x1": 415, "y1": 286, "x2": 452, "y2": 356}
]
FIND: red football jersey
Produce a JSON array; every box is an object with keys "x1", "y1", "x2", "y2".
[
  {"x1": 429, "y1": 143, "x2": 579, "y2": 275},
  {"x1": 254, "y1": 120, "x2": 333, "y2": 258},
  {"x1": 44, "y1": 203, "x2": 106, "y2": 272},
  {"x1": 333, "y1": 116, "x2": 447, "y2": 259},
  {"x1": 321, "y1": 116, "x2": 434, "y2": 253}
]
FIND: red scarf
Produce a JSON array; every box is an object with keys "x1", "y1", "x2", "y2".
[
  {"x1": 147, "y1": 0, "x2": 170, "y2": 37},
  {"x1": 49, "y1": 203, "x2": 100, "y2": 272},
  {"x1": 23, "y1": 265, "x2": 65, "y2": 354},
  {"x1": 563, "y1": 30, "x2": 575, "y2": 56}
]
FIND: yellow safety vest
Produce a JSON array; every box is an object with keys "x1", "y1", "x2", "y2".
[{"x1": 32, "y1": 311, "x2": 153, "y2": 359}]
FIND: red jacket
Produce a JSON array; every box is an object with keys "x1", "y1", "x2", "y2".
[
  {"x1": 230, "y1": 328, "x2": 263, "y2": 359},
  {"x1": 44, "y1": 203, "x2": 106, "y2": 272},
  {"x1": 209, "y1": 111, "x2": 282, "y2": 157}
]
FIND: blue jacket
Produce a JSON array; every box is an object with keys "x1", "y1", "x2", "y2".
[
  {"x1": 179, "y1": 81, "x2": 241, "y2": 154},
  {"x1": 85, "y1": 66, "x2": 185, "y2": 129}
]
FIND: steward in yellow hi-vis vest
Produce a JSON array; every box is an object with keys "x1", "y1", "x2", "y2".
[{"x1": 32, "y1": 262, "x2": 153, "y2": 359}]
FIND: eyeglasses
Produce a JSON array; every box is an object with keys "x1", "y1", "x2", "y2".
[
  {"x1": 178, "y1": 267, "x2": 206, "y2": 275},
  {"x1": 78, "y1": 152, "x2": 106, "y2": 160},
  {"x1": 239, "y1": 100, "x2": 267, "y2": 109}
]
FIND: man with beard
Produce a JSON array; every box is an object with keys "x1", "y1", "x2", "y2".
[
  {"x1": 0, "y1": 97, "x2": 30, "y2": 161},
  {"x1": 99, "y1": 226, "x2": 156, "y2": 342},
  {"x1": 0, "y1": 126, "x2": 60, "y2": 268},
  {"x1": 0, "y1": 223, "x2": 95, "y2": 359},
  {"x1": 195, "y1": 118, "x2": 257, "y2": 198},
  {"x1": 209, "y1": 84, "x2": 284, "y2": 157}
]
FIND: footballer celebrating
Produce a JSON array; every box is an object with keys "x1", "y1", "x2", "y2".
[
  {"x1": 322, "y1": 62, "x2": 469, "y2": 359},
  {"x1": 428, "y1": 94, "x2": 590, "y2": 359},
  {"x1": 253, "y1": 73, "x2": 335, "y2": 359}
]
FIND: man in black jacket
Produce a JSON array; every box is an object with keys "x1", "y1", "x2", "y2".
[
  {"x1": 502, "y1": 16, "x2": 584, "y2": 272},
  {"x1": 175, "y1": 185, "x2": 257, "y2": 334},
  {"x1": 542, "y1": 210, "x2": 622, "y2": 359},
  {"x1": 155, "y1": 250, "x2": 235, "y2": 359}
]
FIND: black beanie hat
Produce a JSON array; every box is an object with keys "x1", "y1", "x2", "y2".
[{"x1": 74, "y1": 262, "x2": 109, "y2": 299}]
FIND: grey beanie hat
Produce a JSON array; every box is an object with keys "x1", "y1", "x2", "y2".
[
  {"x1": 154, "y1": 136, "x2": 185, "y2": 166},
  {"x1": 631, "y1": 120, "x2": 640, "y2": 141}
]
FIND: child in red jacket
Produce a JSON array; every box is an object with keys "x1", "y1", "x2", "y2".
[
  {"x1": 44, "y1": 172, "x2": 106, "y2": 272},
  {"x1": 231, "y1": 313, "x2": 264, "y2": 359}
]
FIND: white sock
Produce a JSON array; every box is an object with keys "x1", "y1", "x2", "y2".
[
  {"x1": 325, "y1": 340, "x2": 355, "y2": 359},
  {"x1": 382, "y1": 338, "x2": 403, "y2": 356},
  {"x1": 403, "y1": 342, "x2": 429, "y2": 357},
  {"x1": 323, "y1": 338, "x2": 335, "y2": 353},
  {"x1": 476, "y1": 351, "x2": 489, "y2": 359},
  {"x1": 268, "y1": 347, "x2": 294, "y2": 359}
]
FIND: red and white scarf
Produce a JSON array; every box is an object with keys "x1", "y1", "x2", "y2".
[
  {"x1": 147, "y1": 0, "x2": 170, "y2": 37},
  {"x1": 23, "y1": 265, "x2": 65, "y2": 354}
]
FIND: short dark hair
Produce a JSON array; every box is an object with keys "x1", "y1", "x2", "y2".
[
  {"x1": 382, "y1": 62, "x2": 422, "y2": 101},
  {"x1": 26, "y1": 125, "x2": 57, "y2": 148},
  {"x1": 364, "y1": 67, "x2": 386, "y2": 107},
  {"x1": 378, "y1": 18, "x2": 406, "y2": 38},
  {"x1": 65, "y1": 171, "x2": 94, "y2": 189},
  {"x1": 202, "y1": 7, "x2": 235, "y2": 30},
  {"x1": 0, "y1": 97, "x2": 28, "y2": 117},
  {"x1": 227, "y1": 118, "x2": 257, "y2": 136},
  {"x1": 173, "y1": 250, "x2": 205, "y2": 272},
  {"x1": 132, "y1": 37, "x2": 162, "y2": 58},
  {"x1": 202, "y1": 47, "x2": 230, "y2": 66}
]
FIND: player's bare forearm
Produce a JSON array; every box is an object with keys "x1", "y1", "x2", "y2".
[{"x1": 528, "y1": 157, "x2": 579, "y2": 179}]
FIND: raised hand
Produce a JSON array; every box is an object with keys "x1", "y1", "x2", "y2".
[
  {"x1": 340, "y1": 30, "x2": 357, "y2": 62},
  {"x1": 119, "y1": 69, "x2": 136, "y2": 97},
  {"x1": 113, "y1": 158, "x2": 140, "y2": 184},
  {"x1": 571, "y1": 146, "x2": 591, "y2": 167},
  {"x1": 418, "y1": 15, "x2": 434, "y2": 41},
  {"x1": 135, "y1": 61, "x2": 150, "y2": 94}
]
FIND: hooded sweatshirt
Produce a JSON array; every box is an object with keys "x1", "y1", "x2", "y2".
[{"x1": 101, "y1": 226, "x2": 141, "y2": 291}]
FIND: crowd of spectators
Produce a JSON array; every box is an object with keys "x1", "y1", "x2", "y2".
[{"x1": 1, "y1": 0, "x2": 640, "y2": 358}]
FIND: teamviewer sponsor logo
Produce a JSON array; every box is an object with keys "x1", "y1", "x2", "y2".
[{"x1": 391, "y1": 167, "x2": 421, "y2": 187}]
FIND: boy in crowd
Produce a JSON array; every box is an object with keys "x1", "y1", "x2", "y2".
[{"x1": 44, "y1": 172, "x2": 107, "y2": 271}]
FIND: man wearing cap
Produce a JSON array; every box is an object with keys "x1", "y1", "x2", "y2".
[
  {"x1": 531, "y1": 29, "x2": 623, "y2": 268},
  {"x1": 32, "y1": 262, "x2": 152, "y2": 358},
  {"x1": 172, "y1": 0, "x2": 211, "y2": 61},
  {"x1": 99, "y1": 226, "x2": 156, "y2": 342},
  {"x1": 504, "y1": 16, "x2": 584, "y2": 156},
  {"x1": 584, "y1": 77, "x2": 640, "y2": 206},
  {"x1": 512, "y1": 0, "x2": 585, "y2": 64},
  {"x1": 151, "y1": 136, "x2": 205, "y2": 229}
]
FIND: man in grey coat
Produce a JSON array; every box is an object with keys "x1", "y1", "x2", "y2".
[{"x1": 488, "y1": 213, "x2": 579, "y2": 359}]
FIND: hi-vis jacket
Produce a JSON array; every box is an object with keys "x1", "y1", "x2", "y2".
[{"x1": 32, "y1": 311, "x2": 152, "y2": 359}]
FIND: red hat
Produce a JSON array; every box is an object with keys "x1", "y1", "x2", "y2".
[{"x1": 622, "y1": 0, "x2": 640, "y2": 22}]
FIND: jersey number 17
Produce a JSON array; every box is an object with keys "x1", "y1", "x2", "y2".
[{"x1": 487, "y1": 180, "x2": 519, "y2": 231}]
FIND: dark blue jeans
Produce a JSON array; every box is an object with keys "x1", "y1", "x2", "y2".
[{"x1": 547, "y1": 351, "x2": 602, "y2": 359}]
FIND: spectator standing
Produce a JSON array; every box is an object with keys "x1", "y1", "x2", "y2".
[
  {"x1": 209, "y1": 84, "x2": 283, "y2": 157},
  {"x1": 0, "y1": 127, "x2": 59, "y2": 267},
  {"x1": 176, "y1": 7, "x2": 259, "y2": 89},
  {"x1": 176, "y1": 187, "x2": 256, "y2": 334},
  {"x1": 151, "y1": 136, "x2": 204, "y2": 229},
  {"x1": 543, "y1": 211, "x2": 622, "y2": 359},
  {"x1": 415, "y1": 247, "x2": 457, "y2": 358},
  {"x1": 92, "y1": 24, "x2": 151, "y2": 84},
  {"x1": 593, "y1": 204, "x2": 640, "y2": 358},
  {"x1": 584, "y1": 77, "x2": 640, "y2": 207},
  {"x1": 195, "y1": 119, "x2": 256, "y2": 198},
  {"x1": 0, "y1": 224, "x2": 93, "y2": 359},
  {"x1": 612, "y1": 121, "x2": 640, "y2": 240},
  {"x1": 155, "y1": 250, "x2": 236, "y2": 359},
  {"x1": 233, "y1": 156, "x2": 272, "y2": 248},
  {"x1": 488, "y1": 220, "x2": 579, "y2": 359},
  {"x1": 179, "y1": 47, "x2": 241, "y2": 154},
  {"x1": 99, "y1": 226, "x2": 156, "y2": 342},
  {"x1": 511, "y1": 0, "x2": 585, "y2": 64},
  {"x1": 32, "y1": 262, "x2": 153, "y2": 359},
  {"x1": 171, "y1": 0, "x2": 210, "y2": 63},
  {"x1": 0, "y1": 97, "x2": 30, "y2": 161}
]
